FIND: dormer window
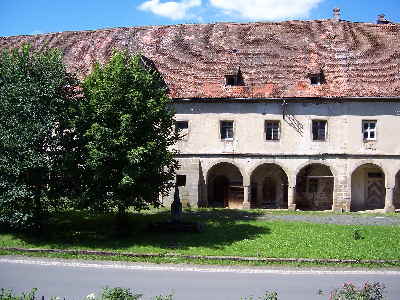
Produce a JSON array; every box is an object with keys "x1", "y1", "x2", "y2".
[
  {"x1": 309, "y1": 70, "x2": 326, "y2": 85},
  {"x1": 225, "y1": 75, "x2": 239, "y2": 86},
  {"x1": 225, "y1": 67, "x2": 244, "y2": 86}
]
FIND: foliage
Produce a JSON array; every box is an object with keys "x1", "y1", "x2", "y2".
[
  {"x1": 152, "y1": 295, "x2": 174, "y2": 300},
  {"x1": 79, "y1": 50, "x2": 179, "y2": 215},
  {"x1": 100, "y1": 287, "x2": 142, "y2": 300},
  {"x1": 329, "y1": 282, "x2": 386, "y2": 300},
  {"x1": 242, "y1": 291, "x2": 278, "y2": 300},
  {"x1": 0, "y1": 288, "x2": 38, "y2": 300},
  {"x1": 0, "y1": 45, "x2": 80, "y2": 231}
]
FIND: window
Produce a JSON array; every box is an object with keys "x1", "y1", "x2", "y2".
[
  {"x1": 175, "y1": 121, "x2": 189, "y2": 139},
  {"x1": 220, "y1": 121, "x2": 234, "y2": 140},
  {"x1": 225, "y1": 69, "x2": 244, "y2": 86},
  {"x1": 265, "y1": 121, "x2": 280, "y2": 141},
  {"x1": 176, "y1": 175, "x2": 186, "y2": 186},
  {"x1": 312, "y1": 120, "x2": 327, "y2": 141},
  {"x1": 309, "y1": 71, "x2": 326, "y2": 85},
  {"x1": 362, "y1": 120, "x2": 377, "y2": 141},
  {"x1": 225, "y1": 75, "x2": 238, "y2": 86}
]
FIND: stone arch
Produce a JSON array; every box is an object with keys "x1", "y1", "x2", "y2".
[
  {"x1": 294, "y1": 161, "x2": 338, "y2": 181},
  {"x1": 204, "y1": 159, "x2": 246, "y2": 185},
  {"x1": 250, "y1": 163, "x2": 289, "y2": 209},
  {"x1": 351, "y1": 163, "x2": 386, "y2": 211},
  {"x1": 295, "y1": 163, "x2": 335, "y2": 211},
  {"x1": 207, "y1": 162, "x2": 244, "y2": 209}
]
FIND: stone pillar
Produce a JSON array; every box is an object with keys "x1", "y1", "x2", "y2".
[
  {"x1": 257, "y1": 182, "x2": 263, "y2": 207},
  {"x1": 288, "y1": 186, "x2": 296, "y2": 211},
  {"x1": 201, "y1": 183, "x2": 208, "y2": 208},
  {"x1": 243, "y1": 185, "x2": 251, "y2": 209},
  {"x1": 384, "y1": 187, "x2": 395, "y2": 213}
]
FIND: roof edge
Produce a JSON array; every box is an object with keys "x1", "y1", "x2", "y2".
[{"x1": 171, "y1": 97, "x2": 400, "y2": 103}]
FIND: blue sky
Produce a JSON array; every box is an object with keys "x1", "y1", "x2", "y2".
[{"x1": 1, "y1": 0, "x2": 399, "y2": 37}]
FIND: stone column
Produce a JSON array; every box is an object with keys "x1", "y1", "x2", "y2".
[
  {"x1": 287, "y1": 186, "x2": 296, "y2": 211},
  {"x1": 243, "y1": 185, "x2": 251, "y2": 209},
  {"x1": 384, "y1": 187, "x2": 395, "y2": 213},
  {"x1": 201, "y1": 183, "x2": 208, "y2": 208}
]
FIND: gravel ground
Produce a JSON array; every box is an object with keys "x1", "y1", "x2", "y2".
[{"x1": 254, "y1": 214, "x2": 400, "y2": 226}]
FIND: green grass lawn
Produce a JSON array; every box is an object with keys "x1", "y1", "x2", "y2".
[{"x1": 1, "y1": 209, "x2": 399, "y2": 265}]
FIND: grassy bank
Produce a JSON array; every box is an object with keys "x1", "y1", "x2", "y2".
[{"x1": 1, "y1": 209, "x2": 399, "y2": 266}]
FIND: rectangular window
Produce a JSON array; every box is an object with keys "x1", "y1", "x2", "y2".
[
  {"x1": 175, "y1": 121, "x2": 189, "y2": 139},
  {"x1": 225, "y1": 75, "x2": 238, "y2": 86},
  {"x1": 362, "y1": 120, "x2": 377, "y2": 141},
  {"x1": 176, "y1": 175, "x2": 187, "y2": 186},
  {"x1": 265, "y1": 121, "x2": 280, "y2": 141},
  {"x1": 312, "y1": 120, "x2": 327, "y2": 141},
  {"x1": 220, "y1": 121, "x2": 234, "y2": 140}
]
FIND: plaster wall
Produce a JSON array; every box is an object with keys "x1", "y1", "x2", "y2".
[
  {"x1": 173, "y1": 101, "x2": 400, "y2": 155},
  {"x1": 164, "y1": 100, "x2": 400, "y2": 211}
]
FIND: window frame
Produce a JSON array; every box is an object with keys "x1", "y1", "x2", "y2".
[
  {"x1": 220, "y1": 120, "x2": 234, "y2": 141},
  {"x1": 175, "y1": 120, "x2": 189, "y2": 140},
  {"x1": 362, "y1": 120, "x2": 377, "y2": 141},
  {"x1": 311, "y1": 120, "x2": 328, "y2": 142},
  {"x1": 265, "y1": 120, "x2": 281, "y2": 141}
]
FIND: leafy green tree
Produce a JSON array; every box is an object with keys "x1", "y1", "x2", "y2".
[
  {"x1": 0, "y1": 45, "x2": 80, "y2": 231},
  {"x1": 79, "y1": 51, "x2": 178, "y2": 220}
]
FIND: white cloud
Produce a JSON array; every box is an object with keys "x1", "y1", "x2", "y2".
[
  {"x1": 209, "y1": 0, "x2": 323, "y2": 21},
  {"x1": 138, "y1": 0, "x2": 202, "y2": 20}
]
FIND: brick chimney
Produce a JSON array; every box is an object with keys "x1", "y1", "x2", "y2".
[
  {"x1": 377, "y1": 14, "x2": 390, "y2": 24},
  {"x1": 332, "y1": 8, "x2": 341, "y2": 21}
]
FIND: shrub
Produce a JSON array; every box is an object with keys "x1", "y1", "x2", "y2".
[
  {"x1": 0, "y1": 288, "x2": 38, "y2": 300},
  {"x1": 242, "y1": 291, "x2": 278, "y2": 300},
  {"x1": 100, "y1": 287, "x2": 142, "y2": 300},
  {"x1": 329, "y1": 282, "x2": 386, "y2": 300}
]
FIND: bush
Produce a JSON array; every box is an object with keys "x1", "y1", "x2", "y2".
[
  {"x1": 99, "y1": 287, "x2": 142, "y2": 300},
  {"x1": 0, "y1": 288, "x2": 38, "y2": 300},
  {"x1": 242, "y1": 291, "x2": 278, "y2": 300},
  {"x1": 329, "y1": 282, "x2": 386, "y2": 300}
]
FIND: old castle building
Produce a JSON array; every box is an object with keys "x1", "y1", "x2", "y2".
[{"x1": 2, "y1": 10, "x2": 399, "y2": 212}]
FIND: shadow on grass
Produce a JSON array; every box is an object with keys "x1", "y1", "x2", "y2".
[{"x1": 7, "y1": 209, "x2": 269, "y2": 252}]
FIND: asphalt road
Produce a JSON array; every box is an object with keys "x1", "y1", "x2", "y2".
[{"x1": 1, "y1": 256, "x2": 400, "y2": 300}]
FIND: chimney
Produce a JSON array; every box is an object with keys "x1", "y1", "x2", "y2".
[
  {"x1": 332, "y1": 8, "x2": 341, "y2": 21},
  {"x1": 377, "y1": 14, "x2": 390, "y2": 24}
]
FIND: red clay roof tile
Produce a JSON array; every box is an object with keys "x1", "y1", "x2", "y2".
[{"x1": 1, "y1": 20, "x2": 399, "y2": 99}]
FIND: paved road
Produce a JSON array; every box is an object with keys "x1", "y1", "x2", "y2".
[
  {"x1": 255, "y1": 214, "x2": 400, "y2": 226},
  {"x1": 1, "y1": 256, "x2": 400, "y2": 300}
]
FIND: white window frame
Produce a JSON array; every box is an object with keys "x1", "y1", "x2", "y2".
[
  {"x1": 175, "y1": 120, "x2": 189, "y2": 140},
  {"x1": 265, "y1": 121, "x2": 280, "y2": 141},
  {"x1": 220, "y1": 120, "x2": 234, "y2": 140},
  {"x1": 362, "y1": 120, "x2": 377, "y2": 141}
]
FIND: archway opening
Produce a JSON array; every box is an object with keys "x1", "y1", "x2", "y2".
[
  {"x1": 351, "y1": 164, "x2": 385, "y2": 211},
  {"x1": 250, "y1": 164, "x2": 288, "y2": 209},
  {"x1": 395, "y1": 170, "x2": 400, "y2": 210},
  {"x1": 207, "y1": 163, "x2": 243, "y2": 209},
  {"x1": 295, "y1": 164, "x2": 334, "y2": 211}
]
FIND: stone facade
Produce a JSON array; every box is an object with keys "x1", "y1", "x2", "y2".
[{"x1": 164, "y1": 100, "x2": 400, "y2": 212}]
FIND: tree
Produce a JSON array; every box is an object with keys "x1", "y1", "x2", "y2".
[
  {"x1": 0, "y1": 45, "x2": 80, "y2": 231},
  {"x1": 79, "y1": 51, "x2": 179, "y2": 219}
]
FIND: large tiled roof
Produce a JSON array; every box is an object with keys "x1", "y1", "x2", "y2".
[{"x1": 1, "y1": 20, "x2": 400, "y2": 99}]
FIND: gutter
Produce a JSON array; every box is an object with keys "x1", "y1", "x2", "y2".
[{"x1": 171, "y1": 96, "x2": 400, "y2": 103}]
